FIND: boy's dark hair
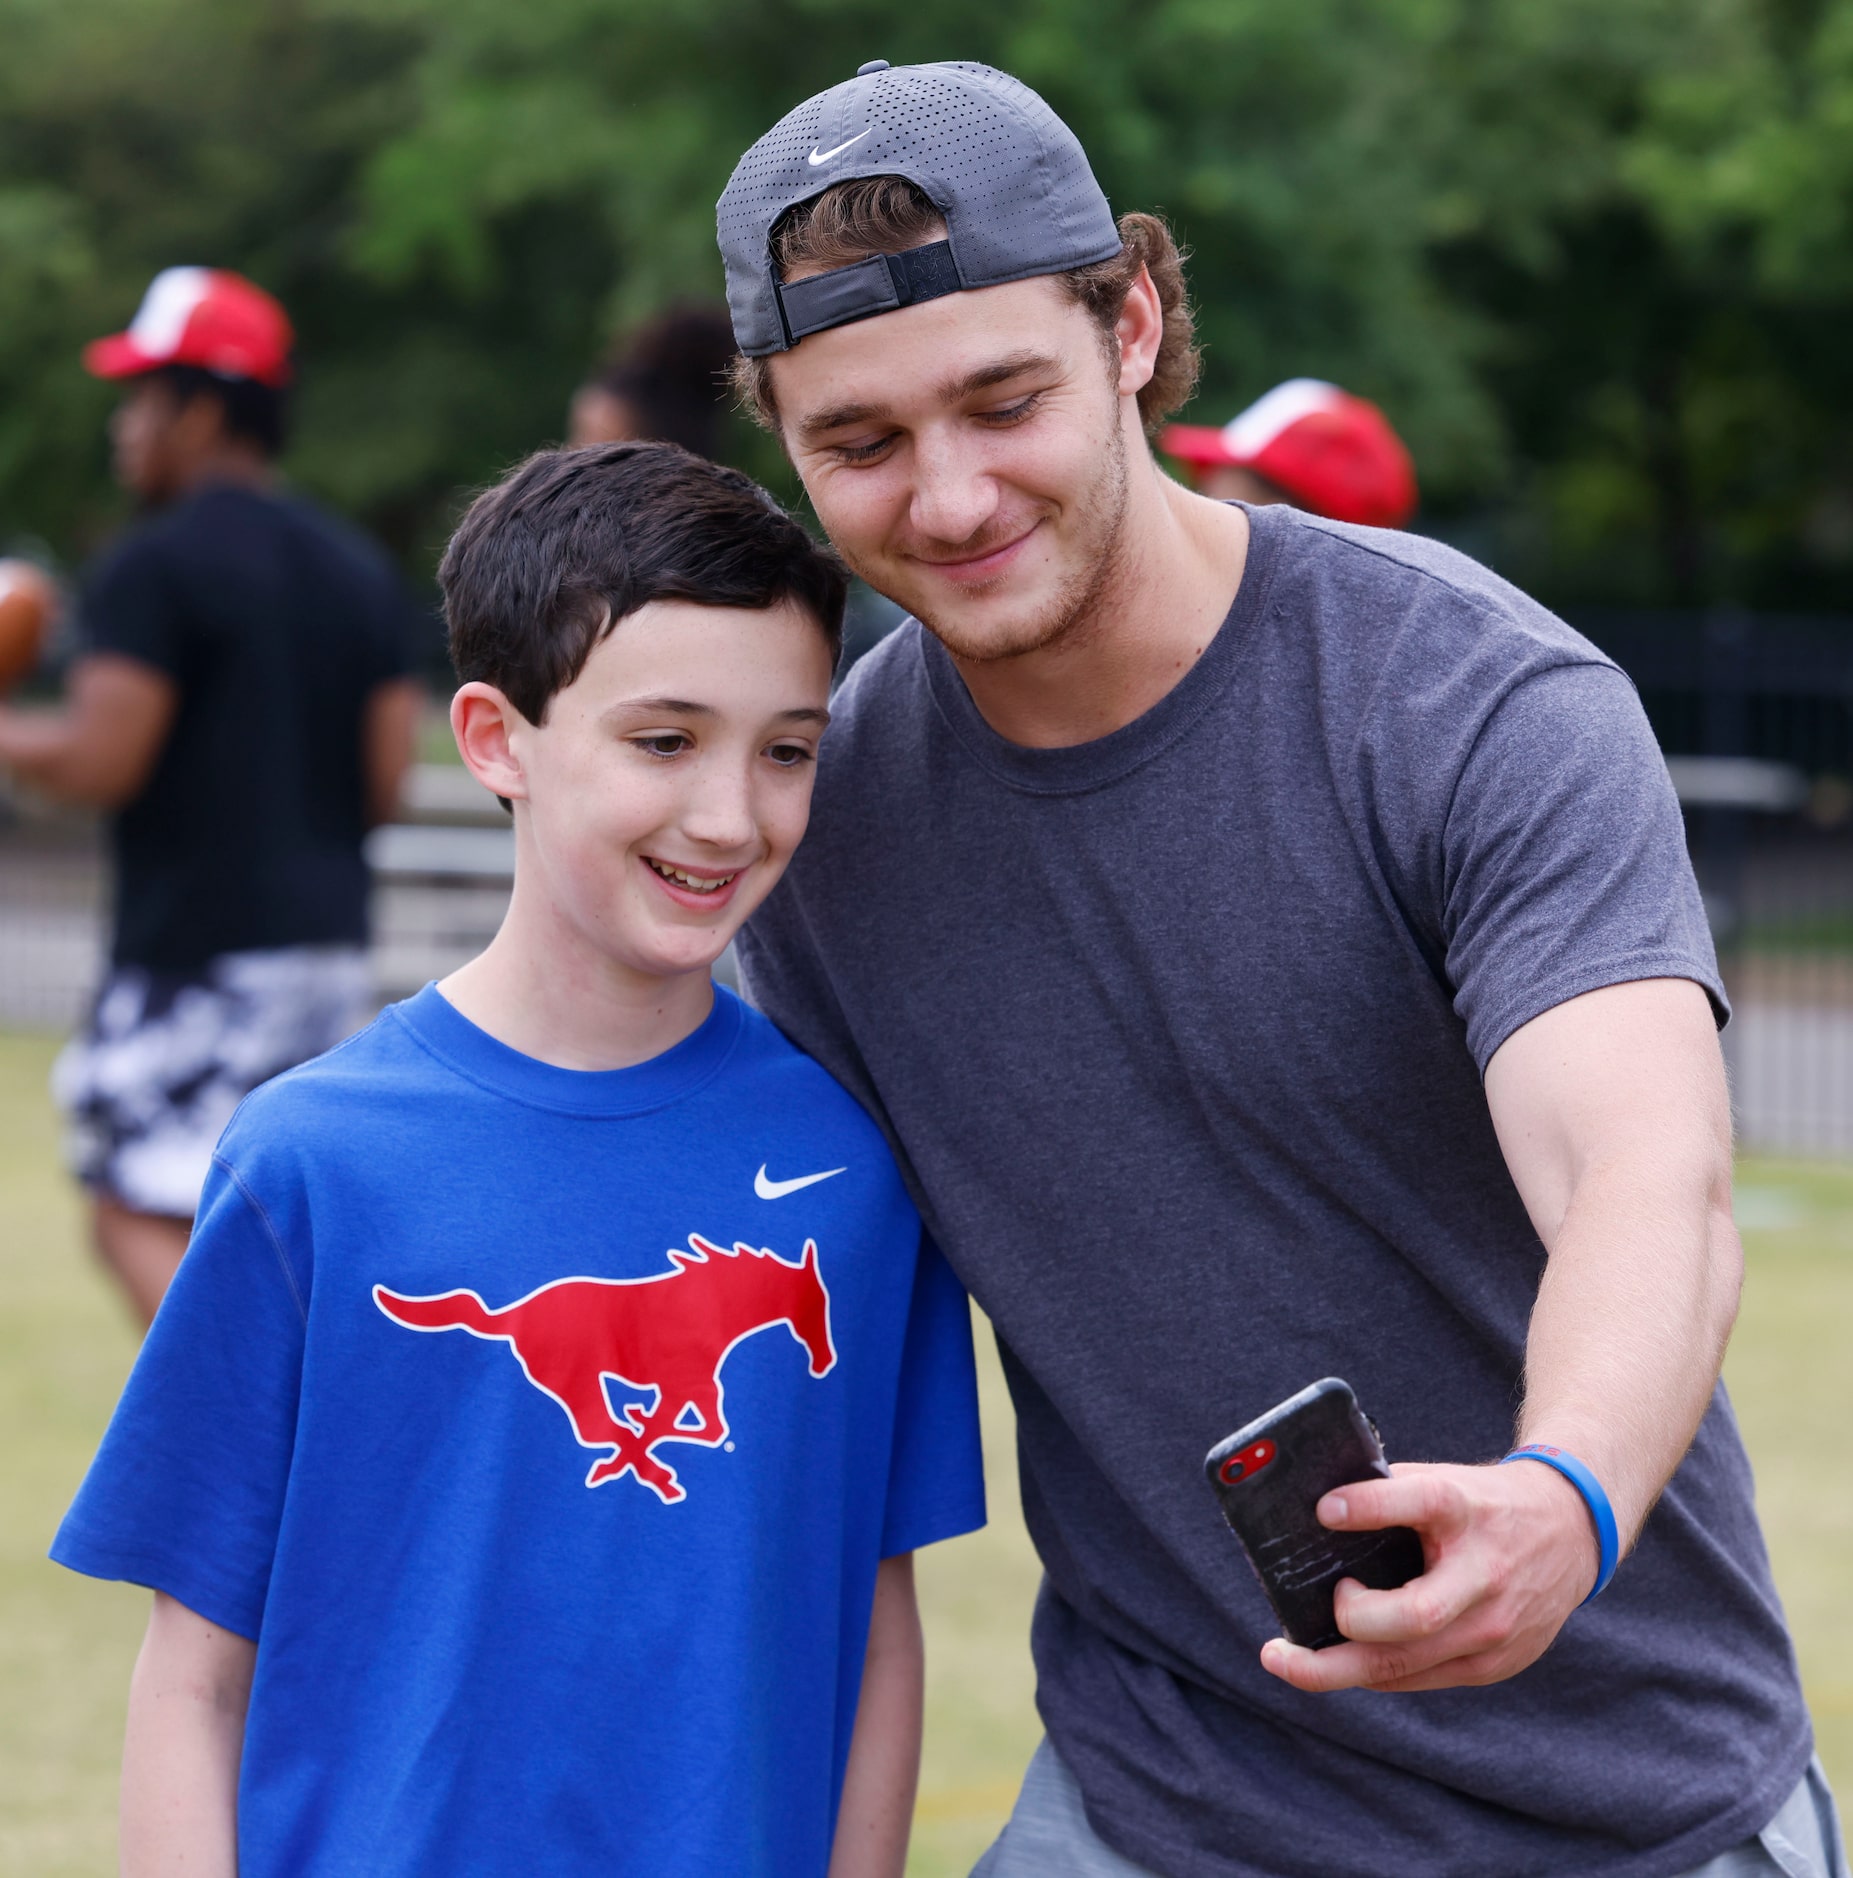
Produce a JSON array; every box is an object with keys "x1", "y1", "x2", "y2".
[
  {"x1": 440, "y1": 441, "x2": 848, "y2": 727},
  {"x1": 148, "y1": 363, "x2": 290, "y2": 457},
  {"x1": 732, "y1": 177, "x2": 1200, "y2": 439}
]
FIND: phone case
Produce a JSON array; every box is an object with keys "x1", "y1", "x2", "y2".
[{"x1": 1204, "y1": 1376, "x2": 1426, "y2": 1649}]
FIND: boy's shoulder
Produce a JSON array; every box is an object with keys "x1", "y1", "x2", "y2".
[
  {"x1": 720, "y1": 990, "x2": 897, "y2": 1152},
  {"x1": 213, "y1": 997, "x2": 448, "y2": 1171}
]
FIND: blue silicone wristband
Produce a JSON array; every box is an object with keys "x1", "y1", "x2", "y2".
[{"x1": 1499, "y1": 1444, "x2": 1620, "y2": 1603}]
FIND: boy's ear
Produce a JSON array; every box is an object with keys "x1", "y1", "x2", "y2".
[{"x1": 450, "y1": 682, "x2": 530, "y2": 806}]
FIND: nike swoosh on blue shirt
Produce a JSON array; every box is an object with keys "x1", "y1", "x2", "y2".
[{"x1": 755, "y1": 1164, "x2": 847, "y2": 1200}]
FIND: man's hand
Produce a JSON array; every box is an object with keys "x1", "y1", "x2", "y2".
[{"x1": 1259, "y1": 1459, "x2": 1597, "y2": 1694}]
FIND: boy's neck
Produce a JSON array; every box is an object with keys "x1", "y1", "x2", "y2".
[{"x1": 438, "y1": 884, "x2": 716, "y2": 1072}]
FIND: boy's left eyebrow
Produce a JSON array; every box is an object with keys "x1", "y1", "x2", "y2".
[
  {"x1": 613, "y1": 695, "x2": 716, "y2": 716},
  {"x1": 608, "y1": 697, "x2": 829, "y2": 726}
]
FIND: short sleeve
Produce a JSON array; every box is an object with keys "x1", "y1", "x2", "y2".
[
  {"x1": 1440, "y1": 662, "x2": 1725, "y2": 1071},
  {"x1": 79, "y1": 536, "x2": 188, "y2": 680},
  {"x1": 367, "y1": 567, "x2": 427, "y2": 687},
  {"x1": 50, "y1": 1154, "x2": 306, "y2": 1640},
  {"x1": 880, "y1": 1233, "x2": 986, "y2": 1558}
]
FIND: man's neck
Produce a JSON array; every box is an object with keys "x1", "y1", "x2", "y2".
[
  {"x1": 948, "y1": 466, "x2": 1250, "y2": 750},
  {"x1": 174, "y1": 443, "x2": 275, "y2": 499}
]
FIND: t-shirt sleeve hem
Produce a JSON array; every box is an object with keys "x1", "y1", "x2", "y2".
[
  {"x1": 49, "y1": 1532, "x2": 265, "y2": 1642},
  {"x1": 881, "y1": 1488, "x2": 988, "y2": 1559},
  {"x1": 85, "y1": 643, "x2": 188, "y2": 683},
  {"x1": 1467, "y1": 949, "x2": 1729, "y2": 1075}
]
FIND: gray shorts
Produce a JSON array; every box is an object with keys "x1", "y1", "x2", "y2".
[
  {"x1": 52, "y1": 945, "x2": 372, "y2": 1219},
  {"x1": 973, "y1": 1737, "x2": 1848, "y2": 1878}
]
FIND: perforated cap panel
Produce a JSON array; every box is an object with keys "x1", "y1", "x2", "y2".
[{"x1": 717, "y1": 61, "x2": 1121, "y2": 355}]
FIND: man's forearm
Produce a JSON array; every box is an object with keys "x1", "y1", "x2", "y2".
[
  {"x1": 1517, "y1": 1145, "x2": 1741, "y2": 1549},
  {"x1": 0, "y1": 656, "x2": 177, "y2": 806},
  {"x1": 1490, "y1": 978, "x2": 1745, "y2": 1552}
]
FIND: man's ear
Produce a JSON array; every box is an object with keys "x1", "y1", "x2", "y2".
[
  {"x1": 450, "y1": 682, "x2": 531, "y2": 806},
  {"x1": 1114, "y1": 264, "x2": 1163, "y2": 402}
]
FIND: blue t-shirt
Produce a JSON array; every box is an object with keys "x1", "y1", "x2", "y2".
[{"x1": 53, "y1": 984, "x2": 985, "y2": 1877}]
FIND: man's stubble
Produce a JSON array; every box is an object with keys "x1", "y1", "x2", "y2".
[{"x1": 840, "y1": 389, "x2": 1133, "y2": 670}]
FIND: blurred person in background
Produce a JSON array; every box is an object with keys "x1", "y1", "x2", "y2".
[
  {"x1": 1162, "y1": 377, "x2": 1418, "y2": 527},
  {"x1": 566, "y1": 300, "x2": 737, "y2": 455},
  {"x1": 0, "y1": 267, "x2": 422, "y2": 1327}
]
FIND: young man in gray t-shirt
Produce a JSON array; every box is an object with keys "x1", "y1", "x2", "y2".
[{"x1": 718, "y1": 61, "x2": 1847, "y2": 1878}]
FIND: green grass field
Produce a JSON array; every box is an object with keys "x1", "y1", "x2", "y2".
[{"x1": 2, "y1": 1027, "x2": 1847, "y2": 1875}]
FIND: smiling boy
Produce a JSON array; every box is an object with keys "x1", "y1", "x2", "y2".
[{"x1": 51, "y1": 442, "x2": 985, "y2": 1877}]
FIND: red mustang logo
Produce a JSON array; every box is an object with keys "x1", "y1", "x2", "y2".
[{"x1": 374, "y1": 1236, "x2": 835, "y2": 1504}]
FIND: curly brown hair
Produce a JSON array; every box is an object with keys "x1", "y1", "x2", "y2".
[{"x1": 731, "y1": 176, "x2": 1199, "y2": 439}]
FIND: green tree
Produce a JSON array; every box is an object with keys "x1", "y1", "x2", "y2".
[{"x1": 2, "y1": 0, "x2": 1850, "y2": 613}]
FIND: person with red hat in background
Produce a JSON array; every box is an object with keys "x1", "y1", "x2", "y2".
[
  {"x1": 0, "y1": 267, "x2": 423, "y2": 1326},
  {"x1": 1162, "y1": 377, "x2": 1419, "y2": 527}
]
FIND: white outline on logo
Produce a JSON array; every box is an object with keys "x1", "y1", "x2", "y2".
[{"x1": 373, "y1": 1236, "x2": 835, "y2": 1505}]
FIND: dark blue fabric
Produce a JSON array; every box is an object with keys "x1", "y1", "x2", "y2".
[
  {"x1": 737, "y1": 503, "x2": 1811, "y2": 1878},
  {"x1": 54, "y1": 983, "x2": 984, "y2": 1877}
]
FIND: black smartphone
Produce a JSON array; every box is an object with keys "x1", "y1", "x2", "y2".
[{"x1": 1204, "y1": 1376, "x2": 1426, "y2": 1649}]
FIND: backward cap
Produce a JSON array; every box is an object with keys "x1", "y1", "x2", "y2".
[{"x1": 717, "y1": 60, "x2": 1121, "y2": 356}]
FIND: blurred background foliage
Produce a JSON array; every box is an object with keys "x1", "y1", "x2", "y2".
[{"x1": 2, "y1": 0, "x2": 1852, "y2": 612}]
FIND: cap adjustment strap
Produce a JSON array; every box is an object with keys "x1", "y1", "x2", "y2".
[{"x1": 775, "y1": 239, "x2": 964, "y2": 345}]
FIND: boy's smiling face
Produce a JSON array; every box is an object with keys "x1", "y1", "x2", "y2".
[{"x1": 455, "y1": 597, "x2": 833, "y2": 985}]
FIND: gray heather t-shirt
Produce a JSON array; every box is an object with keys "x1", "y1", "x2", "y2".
[{"x1": 737, "y1": 505, "x2": 1810, "y2": 1878}]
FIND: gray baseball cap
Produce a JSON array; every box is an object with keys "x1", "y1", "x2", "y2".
[{"x1": 717, "y1": 60, "x2": 1122, "y2": 358}]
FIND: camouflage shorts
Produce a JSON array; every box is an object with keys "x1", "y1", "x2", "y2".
[{"x1": 52, "y1": 945, "x2": 372, "y2": 1219}]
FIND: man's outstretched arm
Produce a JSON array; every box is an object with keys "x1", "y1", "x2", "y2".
[
  {"x1": 1262, "y1": 975, "x2": 1740, "y2": 1694},
  {"x1": 0, "y1": 654, "x2": 176, "y2": 807}
]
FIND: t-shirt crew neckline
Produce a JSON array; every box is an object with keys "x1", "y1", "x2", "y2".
[
  {"x1": 917, "y1": 502, "x2": 1286, "y2": 796},
  {"x1": 390, "y1": 979, "x2": 743, "y2": 1117}
]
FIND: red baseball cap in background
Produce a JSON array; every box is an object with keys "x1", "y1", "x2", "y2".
[
  {"x1": 1162, "y1": 379, "x2": 1417, "y2": 529},
  {"x1": 83, "y1": 267, "x2": 294, "y2": 388}
]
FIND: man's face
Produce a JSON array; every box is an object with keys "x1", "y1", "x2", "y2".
[
  {"x1": 567, "y1": 384, "x2": 643, "y2": 448},
  {"x1": 109, "y1": 378, "x2": 225, "y2": 503},
  {"x1": 483, "y1": 598, "x2": 833, "y2": 983},
  {"x1": 768, "y1": 278, "x2": 1132, "y2": 664},
  {"x1": 109, "y1": 380, "x2": 188, "y2": 501}
]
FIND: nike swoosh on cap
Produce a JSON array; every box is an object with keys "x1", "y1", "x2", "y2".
[
  {"x1": 755, "y1": 1164, "x2": 847, "y2": 1200},
  {"x1": 807, "y1": 129, "x2": 871, "y2": 166}
]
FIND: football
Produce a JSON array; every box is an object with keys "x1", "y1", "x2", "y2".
[{"x1": 0, "y1": 559, "x2": 55, "y2": 694}]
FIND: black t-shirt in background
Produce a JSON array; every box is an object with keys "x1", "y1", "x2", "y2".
[{"x1": 81, "y1": 482, "x2": 420, "y2": 973}]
